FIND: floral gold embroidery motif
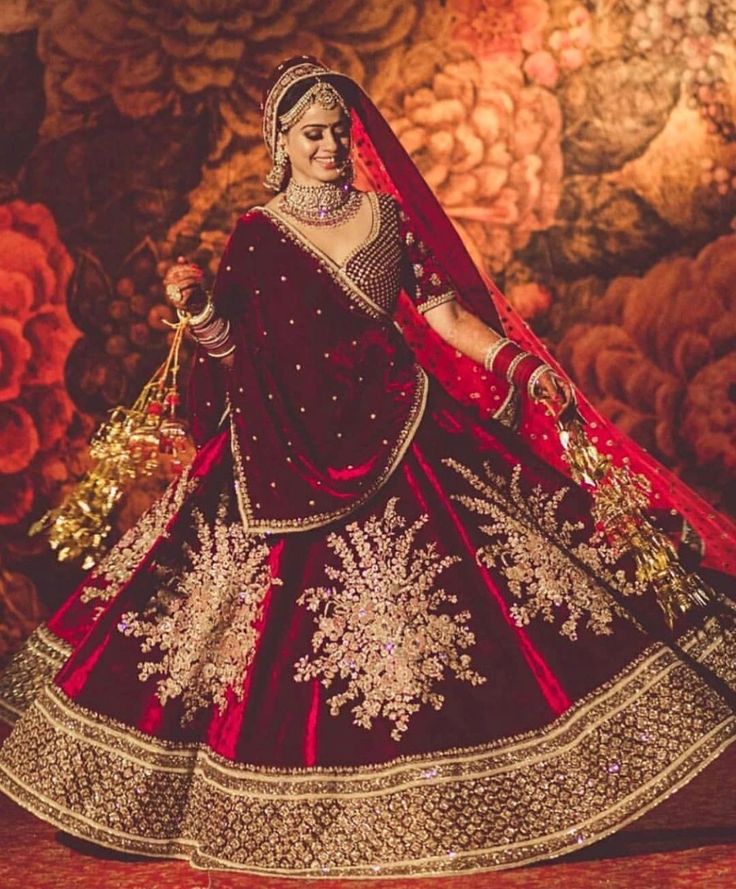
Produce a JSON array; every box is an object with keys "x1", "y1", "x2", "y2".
[
  {"x1": 294, "y1": 498, "x2": 485, "y2": 740},
  {"x1": 118, "y1": 498, "x2": 279, "y2": 722},
  {"x1": 80, "y1": 467, "x2": 195, "y2": 604},
  {"x1": 446, "y1": 461, "x2": 644, "y2": 640}
]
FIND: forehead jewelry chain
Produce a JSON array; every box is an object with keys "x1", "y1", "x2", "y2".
[
  {"x1": 278, "y1": 81, "x2": 349, "y2": 133},
  {"x1": 281, "y1": 180, "x2": 363, "y2": 227}
]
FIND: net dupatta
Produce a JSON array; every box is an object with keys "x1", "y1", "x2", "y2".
[{"x1": 339, "y1": 75, "x2": 736, "y2": 575}]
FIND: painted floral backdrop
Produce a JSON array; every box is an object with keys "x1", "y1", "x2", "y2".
[{"x1": 1, "y1": 0, "x2": 735, "y2": 660}]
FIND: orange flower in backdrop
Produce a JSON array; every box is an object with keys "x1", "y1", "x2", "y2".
[
  {"x1": 0, "y1": 200, "x2": 84, "y2": 526},
  {"x1": 557, "y1": 233, "x2": 736, "y2": 506},
  {"x1": 506, "y1": 281, "x2": 552, "y2": 320},
  {"x1": 389, "y1": 56, "x2": 562, "y2": 274},
  {"x1": 449, "y1": 0, "x2": 549, "y2": 62}
]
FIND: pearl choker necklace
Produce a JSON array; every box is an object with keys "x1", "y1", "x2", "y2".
[{"x1": 281, "y1": 180, "x2": 363, "y2": 227}]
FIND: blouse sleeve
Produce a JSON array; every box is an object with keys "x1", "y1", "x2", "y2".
[{"x1": 397, "y1": 204, "x2": 459, "y2": 315}]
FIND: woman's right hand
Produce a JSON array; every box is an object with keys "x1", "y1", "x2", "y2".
[{"x1": 163, "y1": 257, "x2": 205, "y2": 311}]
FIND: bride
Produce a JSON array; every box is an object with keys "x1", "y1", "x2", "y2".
[{"x1": 0, "y1": 55, "x2": 733, "y2": 878}]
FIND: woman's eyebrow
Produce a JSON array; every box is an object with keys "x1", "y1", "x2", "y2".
[{"x1": 299, "y1": 121, "x2": 348, "y2": 130}]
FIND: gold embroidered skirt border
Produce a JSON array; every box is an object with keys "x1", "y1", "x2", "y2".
[
  {"x1": 0, "y1": 625, "x2": 71, "y2": 724},
  {"x1": 0, "y1": 638, "x2": 733, "y2": 878}
]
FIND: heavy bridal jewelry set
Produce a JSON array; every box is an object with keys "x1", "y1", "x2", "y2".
[{"x1": 280, "y1": 178, "x2": 363, "y2": 227}]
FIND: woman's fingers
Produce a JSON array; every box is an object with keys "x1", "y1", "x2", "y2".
[
  {"x1": 534, "y1": 370, "x2": 576, "y2": 421},
  {"x1": 164, "y1": 266, "x2": 202, "y2": 286},
  {"x1": 166, "y1": 274, "x2": 201, "y2": 292},
  {"x1": 162, "y1": 261, "x2": 204, "y2": 309},
  {"x1": 557, "y1": 377, "x2": 574, "y2": 408}
]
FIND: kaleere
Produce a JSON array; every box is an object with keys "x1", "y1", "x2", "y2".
[
  {"x1": 556, "y1": 415, "x2": 713, "y2": 629},
  {"x1": 30, "y1": 318, "x2": 191, "y2": 570}
]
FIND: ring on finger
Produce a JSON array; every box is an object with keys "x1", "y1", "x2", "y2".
[{"x1": 166, "y1": 283, "x2": 184, "y2": 304}]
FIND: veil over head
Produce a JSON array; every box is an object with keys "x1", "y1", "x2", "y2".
[{"x1": 251, "y1": 55, "x2": 736, "y2": 573}]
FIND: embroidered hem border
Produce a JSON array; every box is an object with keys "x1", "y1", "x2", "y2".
[
  {"x1": 417, "y1": 292, "x2": 457, "y2": 314},
  {"x1": 0, "y1": 625, "x2": 70, "y2": 723},
  {"x1": 0, "y1": 635, "x2": 733, "y2": 878}
]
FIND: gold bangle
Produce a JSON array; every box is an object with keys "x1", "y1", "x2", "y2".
[
  {"x1": 527, "y1": 363, "x2": 552, "y2": 400},
  {"x1": 207, "y1": 343, "x2": 236, "y2": 359},
  {"x1": 187, "y1": 298, "x2": 215, "y2": 328},
  {"x1": 505, "y1": 351, "x2": 530, "y2": 382},
  {"x1": 482, "y1": 337, "x2": 511, "y2": 372}
]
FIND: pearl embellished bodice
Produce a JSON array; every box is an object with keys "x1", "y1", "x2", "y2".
[{"x1": 342, "y1": 193, "x2": 403, "y2": 313}]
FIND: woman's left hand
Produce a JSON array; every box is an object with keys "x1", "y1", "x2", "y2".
[{"x1": 533, "y1": 369, "x2": 575, "y2": 418}]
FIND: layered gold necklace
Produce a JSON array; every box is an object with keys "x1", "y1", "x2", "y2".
[{"x1": 281, "y1": 180, "x2": 363, "y2": 227}]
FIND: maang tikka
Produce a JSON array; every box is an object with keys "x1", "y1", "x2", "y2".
[{"x1": 263, "y1": 79, "x2": 352, "y2": 193}]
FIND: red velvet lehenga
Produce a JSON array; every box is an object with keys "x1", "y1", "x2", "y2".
[
  {"x1": 1, "y1": 61, "x2": 735, "y2": 877},
  {"x1": 0, "y1": 189, "x2": 734, "y2": 878}
]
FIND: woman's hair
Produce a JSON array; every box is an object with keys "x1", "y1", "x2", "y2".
[{"x1": 276, "y1": 74, "x2": 355, "y2": 123}]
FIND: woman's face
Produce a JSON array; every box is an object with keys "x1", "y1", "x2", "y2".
[{"x1": 282, "y1": 101, "x2": 351, "y2": 187}]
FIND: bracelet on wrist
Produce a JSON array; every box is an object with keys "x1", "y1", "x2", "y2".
[
  {"x1": 527, "y1": 363, "x2": 552, "y2": 400},
  {"x1": 192, "y1": 317, "x2": 228, "y2": 342},
  {"x1": 505, "y1": 351, "x2": 528, "y2": 383},
  {"x1": 207, "y1": 343, "x2": 236, "y2": 359},
  {"x1": 482, "y1": 337, "x2": 512, "y2": 372},
  {"x1": 186, "y1": 297, "x2": 215, "y2": 328}
]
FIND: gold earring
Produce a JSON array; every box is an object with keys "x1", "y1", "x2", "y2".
[
  {"x1": 341, "y1": 155, "x2": 355, "y2": 185},
  {"x1": 264, "y1": 138, "x2": 289, "y2": 192}
]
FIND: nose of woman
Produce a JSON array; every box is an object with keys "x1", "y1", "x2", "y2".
[{"x1": 322, "y1": 129, "x2": 339, "y2": 153}]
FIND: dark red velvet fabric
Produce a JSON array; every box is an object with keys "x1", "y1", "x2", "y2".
[
  {"x1": 49, "y1": 383, "x2": 683, "y2": 769},
  {"x1": 35, "y1": 55, "x2": 736, "y2": 773},
  {"x1": 189, "y1": 210, "x2": 430, "y2": 532}
]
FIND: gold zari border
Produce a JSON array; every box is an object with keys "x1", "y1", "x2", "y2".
[
  {"x1": 417, "y1": 291, "x2": 457, "y2": 314},
  {"x1": 0, "y1": 639, "x2": 733, "y2": 878},
  {"x1": 0, "y1": 625, "x2": 71, "y2": 724}
]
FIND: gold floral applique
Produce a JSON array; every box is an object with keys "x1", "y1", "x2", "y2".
[
  {"x1": 118, "y1": 498, "x2": 279, "y2": 722},
  {"x1": 445, "y1": 460, "x2": 644, "y2": 641},
  {"x1": 294, "y1": 497, "x2": 486, "y2": 741},
  {"x1": 80, "y1": 468, "x2": 196, "y2": 604}
]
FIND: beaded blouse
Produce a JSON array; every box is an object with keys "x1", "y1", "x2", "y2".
[
  {"x1": 343, "y1": 192, "x2": 458, "y2": 316},
  {"x1": 341, "y1": 193, "x2": 403, "y2": 313},
  {"x1": 258, "y1": 191, "x2": 459, "y2": 319}
]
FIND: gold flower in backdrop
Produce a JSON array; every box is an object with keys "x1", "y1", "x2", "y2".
[
  {"x1": 557, "y1": 234, "x2": 736, "y2": 506},
  {"x1": 625, "y1": 0, "x2": 736, "y2": 141},
  {"x1": 34, "y1": 0, "x2": 432, "y2": 256},
  {"x1": 388, "y1": 55, "x2": 563, "y2": 273},
  {"x1": 36, "y1": 0, "x2": 419, "y2": 144},
  {"x1": 0, "y1": 560, "x2": 46, "y2": 666},
  {"x1": 0, "y1": 201, "x2": 86, "y2": 527}
]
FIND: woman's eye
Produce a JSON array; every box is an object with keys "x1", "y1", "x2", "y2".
[{"x1": 305, "y1": 132, "x2": 321, "y2": 141}]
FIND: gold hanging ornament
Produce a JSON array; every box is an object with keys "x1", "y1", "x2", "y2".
[
  {"x1": 556, "y1": 415, "x2": 712, "y2": 629},
  {"x1": 30, "y1": 317, "x2": 192, "y2": 571}
]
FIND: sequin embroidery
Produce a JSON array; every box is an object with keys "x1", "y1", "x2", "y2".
[
  {"x1": 294, "y1": 497, "x2": 486, "y2": 740},
  {"x1": 446, "y1": 460, "x2": 645, "y2": 640},
  {"x1": 118, "y1": 497, "x2": 279, "y2": 722}
]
